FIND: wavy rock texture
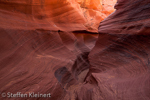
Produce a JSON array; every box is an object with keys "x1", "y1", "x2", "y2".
[
  {"x1": 0, "y1": 0, "x2": 116, "y2": 32},
  {"x1": 88, "y1": 34, "x2": 150, "y2": 100},
  {"x1": 1, "y1": 0, "x2": 150, "y2": 100},
  {"x1": 0, "y1": 30, "x2": 98, "y2": 100},
  {"x1": 0, "y1": 0, "x2": 115, "y2": 100},
  {"x1": 88, "y1": 0, "x2": 150, "y2": 100},
  {"x1": 98, "y1": 0, "x2": 150, "y2": 34}
]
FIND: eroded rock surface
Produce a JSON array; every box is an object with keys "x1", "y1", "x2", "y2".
[
  {"x1": 88, "y1": 0, "x2": 150, "y2": 100},
  {"x1": 0, "y1": 30, "x2": 98, "y2": 100},
  {"x1": 98, "y1": 0, "x2": 150, "y2": 34},
  {"x1": 0, "y1": 0, "x2": 150, "y2": 100},
  {"x1": 0, "y1": 0, "x2": 116, "y2": 32},
  {"x1": 88, "y1": 34, "x2": 150, "y2": 100}
]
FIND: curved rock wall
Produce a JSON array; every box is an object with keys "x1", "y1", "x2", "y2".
[
  {"x1": 0, "y1": 30, "x2": 98, "y2": 100},
  {"x1": 98, "y1": 0, "x2": 150, "y2": 34},
  {"x1": 0, "y1": 0, "x2": 116, "y2": 32},
  {"x1": 88, "y1": 0, "x2": 150, "y2": 100},
  {"x1": 1, "y1": 0, "x2": 150, "y2": 100}
]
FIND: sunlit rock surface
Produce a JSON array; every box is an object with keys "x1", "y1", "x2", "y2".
[
  {"x1": 1, "y1": 0, "x2": 150, "y2": 100},
  {"x1": 0, "y1": 0, "x2": 116, "y2": 32}
]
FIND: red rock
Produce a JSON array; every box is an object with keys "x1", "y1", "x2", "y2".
[
  {"x1": 2, "y1": 0, "x2": 150, "y2": 100},
  {"x1": 87, "y1": 0, "x2": 150, "y2": 100},
  {"x1": 0, "y1": 29, "x2": 98, "y2": 100},
  {"x1": 98, "y1": 0, "x2": 150, "y2": 34},
  {"x1": 88, "y1": 34, "x2": 150, "y2": 100},
  {"x1": 0, "y1": 0, "x2": 116, "y2": 32}
]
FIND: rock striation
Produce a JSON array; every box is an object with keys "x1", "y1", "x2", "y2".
[
  {"x1": 98, "y1": 0, "x2": 150, "y2": 34},
  {"x1": 0, "y1": 0, "x2": 114, "y2": 100},
  {"x1": 0, "y1": 0, "x2": 116, "y2": 32},
  {"x1": 88, "y1": 0, "x2": 150, "y2": 100},
  {"x1": 0, "y1": 0, "x2": 150, "y2": 100}
]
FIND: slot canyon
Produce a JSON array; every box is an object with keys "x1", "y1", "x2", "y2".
[{"x1": 0, "y1": 0, "x2": 150, "y2": 100}]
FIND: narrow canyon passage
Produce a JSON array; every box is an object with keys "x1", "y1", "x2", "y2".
[{"x1": 0, "y1": 0, "x2": 150, "y2": 100}]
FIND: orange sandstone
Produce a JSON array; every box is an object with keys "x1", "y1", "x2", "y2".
[{"x1": 0, "y1": 0, "x2": 116, "y2": 32}]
